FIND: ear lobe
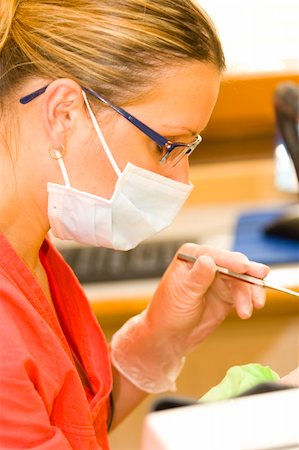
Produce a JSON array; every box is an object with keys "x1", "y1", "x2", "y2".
[{"x1": 42, "y1": 79, "x2": 84, "y2": 148}]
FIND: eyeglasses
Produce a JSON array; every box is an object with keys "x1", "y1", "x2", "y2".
[{"x1": 20, "y1": 85, "x2": 202, "y2": 167}]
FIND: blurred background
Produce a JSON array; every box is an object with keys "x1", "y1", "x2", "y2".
[
  {"x1": 58, "y1": 1, "x2": 299, "y2": 448},
  {"x1": 191, "y1": 0, "x2": 299, "y2": 165}
]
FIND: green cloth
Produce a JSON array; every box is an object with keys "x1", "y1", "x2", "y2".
[{"x1": 200, "y1": 363, "x2": 280, "y2": 403}]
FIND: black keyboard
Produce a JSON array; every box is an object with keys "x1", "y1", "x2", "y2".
[{"x1": 59, "y1": 238, "x2": 196, "y2": 283}]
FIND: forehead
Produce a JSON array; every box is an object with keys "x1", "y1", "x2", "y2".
[{"x1": 123, "y1": 61, "x2": 221, "y2": 133}]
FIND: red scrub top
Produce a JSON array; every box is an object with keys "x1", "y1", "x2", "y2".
[{"x1": 0, "y1": 234, "x2": 113, "y2": 449}]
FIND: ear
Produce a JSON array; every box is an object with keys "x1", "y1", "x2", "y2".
[{"x1": 42, "y1": 79, "x2": 86, "y2": 149}]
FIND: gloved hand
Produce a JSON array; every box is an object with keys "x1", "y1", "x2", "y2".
[
  {"x1": 110, "y1": 243, "x2": 269, "y2": 393},
  {"x1": 279, "y1": 367, "x2": 299, "y2": 387}
]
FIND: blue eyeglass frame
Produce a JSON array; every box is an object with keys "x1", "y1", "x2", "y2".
[{"x1": 20, "y1": 85, "x2": 202, "y2": 164}]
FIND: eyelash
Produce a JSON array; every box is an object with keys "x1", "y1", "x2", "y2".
[{"x1": 155, "y1": 144, "x2": 165, "y2": 155}]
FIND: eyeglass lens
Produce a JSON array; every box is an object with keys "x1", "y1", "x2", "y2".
[{"x1": 160, "y1": 136, "x2": 202, "y2": 167}]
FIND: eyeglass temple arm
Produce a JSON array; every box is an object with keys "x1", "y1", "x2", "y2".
[
  {"x1": 83, "y1": 87, "x2": 169, "y2": 149},
  {"x1": 20, "y1": 86, "x2": 48, "y2": 104},
  {"x1": 20, "y1": 85, "x2": 169, "y2": 149}
]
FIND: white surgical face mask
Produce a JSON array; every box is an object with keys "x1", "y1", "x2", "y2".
[{"x1": 47, "y1": 91, "x2": 193, "y2": 250}]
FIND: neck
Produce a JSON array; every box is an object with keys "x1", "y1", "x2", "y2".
[{"x1": 0, "y1": 186, "x2": 48, "y2": 274}]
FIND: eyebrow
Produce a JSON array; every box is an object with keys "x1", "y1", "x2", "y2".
[{"x1": 160, "y1": 124, "x2": 199, "y2": 136}]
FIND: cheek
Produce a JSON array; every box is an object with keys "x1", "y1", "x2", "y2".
[
  {"x1": 108, "y1": 129, "x2": 190, "y2": 185},
  {"x1": 95, "y1": 112, "x2": 184, "y2": 178},
  {"x1": 64, "y1": 135, "x2": 118, "y2": 198},
  {"x1": 71, "y1": 114, "x2": 190, "y2": 196},
  {"x1": 106, "y1": 122, "x2": 160, "y2": 173},
  {"x1": 86, "y1": 144, "x2": 120, "y2": 198}
]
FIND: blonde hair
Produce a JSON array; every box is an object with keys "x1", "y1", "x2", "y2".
[{"x1": 0, "y1": 0, "x2": 225, "y2": 105}]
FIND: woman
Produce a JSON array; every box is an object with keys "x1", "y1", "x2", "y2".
[{"x1": 0, "y1": 0, "x2": 283, "y2": 448}]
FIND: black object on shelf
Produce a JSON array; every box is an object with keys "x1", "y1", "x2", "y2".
[
  {"x1": 264, "y1": 204, "x2": 299, "y2": 241},
  {"x1": 274, "y1": 82, "x2": 299, "y2": 184},
  {"x1": 233, "y1": 207, "x2": 299, "y2": 265},
  {"x1": 264, "y1": 82, "x2": 299, "y2": 241}
]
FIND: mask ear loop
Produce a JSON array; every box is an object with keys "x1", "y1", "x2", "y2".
[
  {"x1": 82, "y1": 90, "x2": 121, "y2": 178},
  {"x1": 49, "y1": 145, "x2": 71, "y2": 188}
]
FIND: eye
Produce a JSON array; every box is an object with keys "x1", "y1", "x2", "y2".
[{"x1": 155, "y1": 144, "x2": 165, "y2": 155}]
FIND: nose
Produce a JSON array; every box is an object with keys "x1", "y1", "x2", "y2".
[
  {"x1": 163, "y1": 156, "x2": 190, "y2": 184},
  {"x1": 168, "y1": 155, "x2": 189, "y2": 184}
]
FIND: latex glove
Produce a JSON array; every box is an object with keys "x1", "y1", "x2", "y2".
[
  {"x1": 111, "y1": 243, "x2": 269, "y2": 393},
  {"x1": 279, "y1": 367, "x2": 299, "y2": 387}
]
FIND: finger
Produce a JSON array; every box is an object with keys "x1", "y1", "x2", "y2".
[
  {"x1": 188, "y1": 254, "x2": 217, "y2": 295},
  {"x1": 178, "y1": 244, "x2": 250, "y2": 273},
  {"x1": 251, "y1": 284, "x2": 266, "y2": 309},
  {"x1": 233, "y1": 281, "x2": 253, "y2": 319},
  {"x1": 279, "y1": 368, "x2": 299, "y2": 387},
  {"x1": 246, "y1": 261, "x2": 270, "y2": 279},
  {"x1": 178, "y1": 243, "x2": 270, "y2": 279}
]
